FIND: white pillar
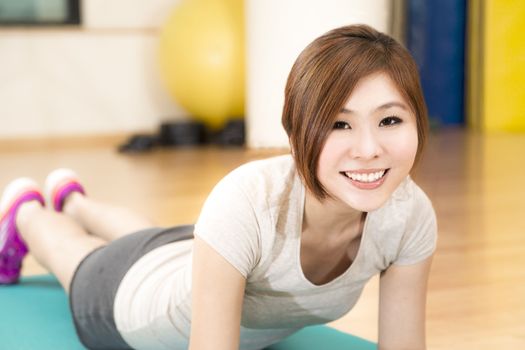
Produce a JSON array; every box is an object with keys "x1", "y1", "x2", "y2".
[{"x1": 246, "y1": 0, "x2": 393, "y2": 148}]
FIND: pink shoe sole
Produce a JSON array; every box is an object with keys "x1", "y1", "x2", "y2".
[
  {"x1": 45, "y1": 169, "x2": 86, "y2": 212},
  {"x1": 0, "y1": 179, "x2": 44, "y2": 284}
]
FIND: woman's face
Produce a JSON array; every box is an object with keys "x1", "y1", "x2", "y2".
[{"x1": 317, "y1": 71, "x2": 419, "y2": 212}]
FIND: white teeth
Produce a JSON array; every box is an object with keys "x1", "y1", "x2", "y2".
[{"x1": 344, "y1": 170, "x2": 386, "y2": 183}]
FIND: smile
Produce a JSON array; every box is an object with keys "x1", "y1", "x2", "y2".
[
  {"x1": 340, "y1": 169, "x2": 390, "y2": 189},
  {"x1": 341, "y1": 169, "x2": 388, "y2": 183}
]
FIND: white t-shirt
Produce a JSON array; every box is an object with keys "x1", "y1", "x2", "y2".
[{"x1": 114, "y1": 155, "x2": 437, "y2": 350}]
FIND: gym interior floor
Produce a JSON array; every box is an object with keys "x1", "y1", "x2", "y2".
[{"x1": 0, "y1": 127, "x2": 523, "y2": 349}]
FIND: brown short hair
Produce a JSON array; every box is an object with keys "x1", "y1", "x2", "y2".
[{"x1": 281, "y1": 24, "x2": 428, "y2": 199}]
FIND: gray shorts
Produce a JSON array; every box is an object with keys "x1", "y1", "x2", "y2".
[{"x1": 69, "y1": 225, "x2": 194, "y2": 349}]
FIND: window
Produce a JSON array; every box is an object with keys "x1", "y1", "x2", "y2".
[{"x1": 0, "y1": 0, "x2": 80, "y2": 26}]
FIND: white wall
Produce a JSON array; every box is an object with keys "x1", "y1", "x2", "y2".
[
  {"x1": 83, "y1": 0, "x2": 178, "y2": 29},
  {"x1": 0, "y1": 0, "x2": 396, "y2": 144},
  {"x1": 246, "y1": 0, "x2": 393, "y2": 148},
  {"x1": 0, "y1": 0, "x2": 184, "y2": 139}
]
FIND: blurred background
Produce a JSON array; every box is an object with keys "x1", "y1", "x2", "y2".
[
  {"x1": 0, "y1": 1, "x2": 524, "y2": 349},
  {"x1": 0, "y1": 0, "x2": 523, "y2": 145}
]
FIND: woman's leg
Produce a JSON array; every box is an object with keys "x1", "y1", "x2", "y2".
[
  {"x1": 45, "y1": 168, "x2": 155, "y2": 242},
  {"x1": 16, "y1": 201, "x2": 106, "y2": 293},
  {"x1": 62, "y1": 192, "x2": 155, "y2": 242}
]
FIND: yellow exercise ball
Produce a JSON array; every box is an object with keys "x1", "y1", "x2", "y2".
[{"x1": 159, "y1": 0, "x2": 245, "y2": 130}]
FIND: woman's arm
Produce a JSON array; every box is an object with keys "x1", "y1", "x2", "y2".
[
  {"x1": 189, "y1": 236, "x2": 247, "y2": 350},
  {"x1": 378, "y1": 255, "x2": 434, "y2": 350}
]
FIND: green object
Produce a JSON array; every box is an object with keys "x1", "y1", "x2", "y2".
[
  {"x1": 0, "y1": 275, "x2": 85, "y2": 349},
  {"x1": 266, "y1": 326, "x2": 376, "y2": 350},
  {"x1": 0, "y1": 275, "x2": 377, "y2": 350}
]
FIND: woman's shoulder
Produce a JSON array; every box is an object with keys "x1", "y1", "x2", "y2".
[
  {"x1": 230, "y1": 154, "x2": 294, "y2": 176},
  {"x1": 366, "y1": 177, "x2": 437, "y2": 266},
  {"x1": 220, "y1": 154, "x2": 297, "y2": 191},
  {"x1": 390, "y1": 176, "x2": 432, "y2": 207},
  {"x1": 373, "y1": 176, "x2": 435, "y2": 226}
]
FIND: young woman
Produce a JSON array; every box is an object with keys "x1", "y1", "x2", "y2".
[{"x1": 0, "y1": 24, "x2": 437, "y2": 350}]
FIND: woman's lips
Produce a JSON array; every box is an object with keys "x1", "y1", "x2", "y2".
[{"x1": 340, "y1": 168, "x2": 389, "y2": 190}]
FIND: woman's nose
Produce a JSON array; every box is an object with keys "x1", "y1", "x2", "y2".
[{"x1": 349, "y1": 128, "x2": 382, "y2": 159}]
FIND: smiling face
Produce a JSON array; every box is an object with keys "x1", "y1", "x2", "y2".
[{"x1": 316, "y1": 71, "x2": 419, "y2": 212}]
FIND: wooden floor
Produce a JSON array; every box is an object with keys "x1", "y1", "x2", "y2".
[{"x1": 1, "y1": 128, "x2": 524, "y2": 349}]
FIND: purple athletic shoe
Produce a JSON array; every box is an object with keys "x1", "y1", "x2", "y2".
[
  {"x1": 0, "y1": 178, "x2": 45, "y2": 284},
  {"x1": 44, "y1": 168, "x2": 85, "y2": 212}
]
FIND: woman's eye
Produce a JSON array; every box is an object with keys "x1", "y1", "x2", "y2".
[
  {"x1": 379, "y1": 116, "x2": 402, "y2": 127},
  {"x1": 333, "y1": 121, "x2": 351, "y2": 130}
]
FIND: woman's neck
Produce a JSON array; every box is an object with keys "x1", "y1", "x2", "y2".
[{"x1": 303, "y1": 190, "x2": 365, "y2": 237}]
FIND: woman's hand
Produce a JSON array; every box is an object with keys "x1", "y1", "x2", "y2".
[
  {"x1": 189, "y1": 236, "x2": 247, "y2": 350},
  {"x1": 378, "y1": 255, "x2": 434, "y2": 350}
]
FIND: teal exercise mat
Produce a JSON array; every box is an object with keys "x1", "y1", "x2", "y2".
[
  {"x1": 0, "y1": 274, "x2": 377, "y2": 349},
  {"x1": 0, "y1": 274, "x2": 84, "y2": 349},
  {"x1": 266, "y1": 325, "x2": 376, "y2": 350}
]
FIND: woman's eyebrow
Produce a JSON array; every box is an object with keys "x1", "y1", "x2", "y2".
[
  {"x1": 340, "y1": 101, "x2": 409, "y2": 114},
  {"x1": 374, "y1": 101, "x2": 409, "y2": 112}
]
